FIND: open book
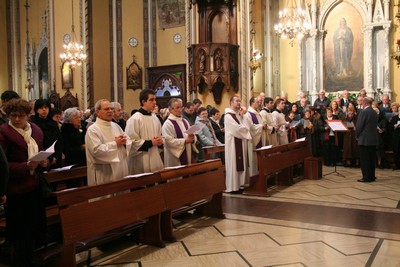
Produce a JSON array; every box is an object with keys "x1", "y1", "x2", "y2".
[{"x1": 28, "y1": 141, "x2": 57, "y2": 162}]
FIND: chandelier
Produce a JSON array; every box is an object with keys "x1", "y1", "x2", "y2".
[
  {"x1": 60, "y1": 0, "x2": 86, "y2": 68},
  {"x1": 392, "y1": 39, "x2": 400, "y2": 68},
  {"x1": 274, "y1": 0, "x2": 310, "y2": 47}
]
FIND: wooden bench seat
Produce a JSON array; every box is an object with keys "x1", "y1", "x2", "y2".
[
  {"x1": 158, "y1": 159, "x2": 225, "y2": 242},
  {"x1": 36, "y1": 172, "x2": 166, "y2": 266},
  {"x1": 31, "y1": 160, "x2": 226, "y2": 266},
  {"x1": 244, "y1": 140, "x2": 312, "y2": 197}
]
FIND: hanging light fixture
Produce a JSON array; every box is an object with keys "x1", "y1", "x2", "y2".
[
  {"x1": 274, "y1": 0, "x2": 311, "y2": 47},
  {"x1": 60, "y1": 0, "x2": 86, "y2": 68},
  {"x1": 249, "y1": 27, "x2": 264, "y2": 75}
]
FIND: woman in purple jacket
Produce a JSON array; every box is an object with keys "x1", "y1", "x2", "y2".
[{"x1": 0, "y1": 98, "x2": 48, "y2": 266}]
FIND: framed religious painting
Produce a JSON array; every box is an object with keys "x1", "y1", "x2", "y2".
[
  {"x1": 61, "y1": 62, "x2": 73, "y2": 89},
  {"x1": 323, "y1": 2, "x2": 363, "y2": 92},
  {"x1": 126, "y1": 56, "x2": 143, "y2": 90}
]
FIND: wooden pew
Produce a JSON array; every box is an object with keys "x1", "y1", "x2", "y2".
[
  {"x1": 44, "y1": 166, "x2": 87, "y2": 191},
  {"x1": 157, "y1": 159, "x2": 226, "y2": 242},
  {"x1": 244, "y1": 140, "x2": 311, "y2": 197},
  {"x1": 37, "y1": 172, "x2": 166, "y2": 267},
  {"x1": 203, "y1": 145, "x2": 225, "y2": 160}
]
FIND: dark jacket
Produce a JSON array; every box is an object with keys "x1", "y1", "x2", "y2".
[
  {"x1": 356, "y1": 106, "x2": 378, "y2": 146},
  {"x1": 61, "y1": 123, "x2": 87, "y2": 166},
  {"x1": 0, "y1": 122, "x2": 43, "y2": 195},
  {"x1": 30, "y1": 114, "x2": 63, "y2": 168},
  {"x1": 0, "y1": 145, "x2": 8, "y2": 196}
]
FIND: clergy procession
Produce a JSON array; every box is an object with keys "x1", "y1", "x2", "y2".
[{"x1": 0, "y1": 87, "x2": 400, "y2": 265}]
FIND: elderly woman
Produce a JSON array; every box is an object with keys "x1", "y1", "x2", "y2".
[
  {"x1": 0, "y1": 98, "x2": 48, "y2": 266},
  {"x1": 61, "y1": 107, "x2": 87, "y2": 167},
  {"x1": 195, "y1": 107, "x2": 222, "y2": 160}
]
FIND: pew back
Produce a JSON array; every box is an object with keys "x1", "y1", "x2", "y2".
[
  {"x1": 159, "y1": 159, "x2": 225, "y2": 212},
  {"x1": 54, "y1": 173, "x2": 165, "y2": 266},
  {"x1": 245, "y1": 140, "x2": 311, "y2": 197}
]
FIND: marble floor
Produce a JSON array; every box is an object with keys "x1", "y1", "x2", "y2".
[{"x1": 82, "y1": 166, "x2": 400, "y2": 267}]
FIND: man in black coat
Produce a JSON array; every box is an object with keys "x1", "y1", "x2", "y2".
[{"x1": 356, "y1": 97, "x2": 378, "y2": 182}]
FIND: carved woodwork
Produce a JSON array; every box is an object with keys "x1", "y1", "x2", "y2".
[
  {"x1": 147, "y1": 64, "x2": 187, "y2": 109},
  {"x1": 60, "y1": 89, "x2": 79, "y2": 111},
  {"x1": 189, "y1": 0, "x2": 239, "y2": 104}
]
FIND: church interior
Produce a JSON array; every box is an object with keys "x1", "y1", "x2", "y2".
[{"x1": 1, "y1": 0, "x2": 400, "y2": 266}]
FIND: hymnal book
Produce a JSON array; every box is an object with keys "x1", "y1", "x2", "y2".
[{"x1": 290, "y1": 120, "x2": 301, "y2": 128}]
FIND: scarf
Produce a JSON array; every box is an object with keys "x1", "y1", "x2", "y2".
[
  {"x1": 199, "y1": 118, "x2": 218, "y2": 144},
  {"x1": 8, "y1": 121, "x2": 38, "y2": 160}
]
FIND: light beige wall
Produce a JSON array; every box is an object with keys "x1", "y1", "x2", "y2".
[
  {"x1": 279, "y1": 40, "x2": 299, "y2": 102},
  {"x1": 0, "y1": 0, "x2": 8, "y2": 93},
  {"x1": 155, "y1": 11, "x2": 185, "y2": 66},
  {"x1": 122, "y1": 0, "x2": 143, "y2": 112},
  {"x1": 91, "y1": 0, "x2": 111, "y2": 102}
]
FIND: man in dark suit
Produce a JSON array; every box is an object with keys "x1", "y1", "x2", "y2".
[
  {"x1": 313, "y1": 90, "x2": 330, "y2": 116},
  {"x1": 340, "y1": 90, "x2": 350, "y2": 108},
  {"x1": 356, "y1": 97, "x2": 378, "y2": 182}
]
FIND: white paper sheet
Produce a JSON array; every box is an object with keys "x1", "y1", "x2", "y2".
[
  {"x1": 48, "y1": 164, "x2": 77, "y2": 172},
  {"x1": 123, "y1": 172, "x2": 154, "y2": 179},
  {"x1": 184, "y1": 124, "x2": 205, "y2": 135},
  {"x1": 295, "y1": 137, "x2": 306, "y2": 142},
  {"x1": 28, "y1": 141, "x2": 57, "y2": 161},
  {"x1": 327, "y1": 121, "x2": 348, "y2": 131}
]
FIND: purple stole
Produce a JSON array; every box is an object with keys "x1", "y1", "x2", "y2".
[
  {"x1": 169, "y1": 118, "x2": 189, "y2": 165},
  {"x1": 227, "y1": 113, "x2": 244, "y2": 172},
  {"x1": 248, "y1": 111, "x2": 262, "y2": 149}
]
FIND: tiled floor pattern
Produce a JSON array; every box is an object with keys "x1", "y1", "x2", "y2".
[{"x1": 85, "y1": 166, "x2": 400, "y2": 266}]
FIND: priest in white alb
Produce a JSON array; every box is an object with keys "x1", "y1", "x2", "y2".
[
  {"x1": 260, "y1": 97, "x2": 279, "y2": 146},
  {"x1": 272, "y1": 98, "x2": 289, "y2": 145},
  {"x1": 243, "y1": 96, "x2": 265, "y2": 177},
  {"x1": 224, "y1": 95, "x2": 251, "y2": 193},
  {"x1": 85, "y1": 99, "x2": 131, "y2": 185},
  {"x1": 162, "y1": 98, "x2": 195, "y2": 167},
  {"x1": 125, "y1": 89, "x2": 164, "y2": 174}
]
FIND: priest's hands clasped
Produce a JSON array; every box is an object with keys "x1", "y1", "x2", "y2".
[
  {"x1": 115, "y1": 134, "x2": 127, "y2": 146},
  {"x1": 152, "y1": 136, "x2": 164, "y2": 146}
]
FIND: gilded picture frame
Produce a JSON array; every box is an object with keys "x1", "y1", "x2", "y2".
[{"x1": 61, "y1": 62, "x2": 73, "y2": 89}]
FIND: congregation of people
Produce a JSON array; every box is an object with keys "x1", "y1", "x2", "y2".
[{"x1": 0, "y1": 87, "x2": 399, "y2": 265}]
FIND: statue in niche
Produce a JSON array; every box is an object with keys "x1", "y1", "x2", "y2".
[
  {"x1": 333, "y1": 18, "x2": 354, "y2": 78},
  {"x1": 199, "y1": 50, "x2": 206, "y2": 72},
  {"x1": 214, "y1": 50, "x2": 223, "y2": 72}
]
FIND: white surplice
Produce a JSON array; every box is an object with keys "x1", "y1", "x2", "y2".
[
  {"x1": 224, "y1": 108, "x2": 251, "y2": 192},
  {"x1": 85, "y1": 118, "x2": 131, "y2": 185},
  {"x1": 125, "y1": 110, "x2": 164, "y2": 174},
  {"x1": 260, "y1": 109, "x2": 278, "y2": 146},
  {"x1": 162, "y1": 114, "x2": 194, "y2": 167},
  {"x1": 243, "y1": 107, "x2": 264, "y2": 177},
  {"x1": 272, "y1": 110, "x2": 289, "y2": 145}
]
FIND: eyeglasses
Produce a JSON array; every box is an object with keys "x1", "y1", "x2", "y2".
[
  {"x1": 101, "y1": 107, "x2": 114, "y2": 111},
  {"x1": 9, "y1": 113, "x2": 27, "y2": 118}
]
